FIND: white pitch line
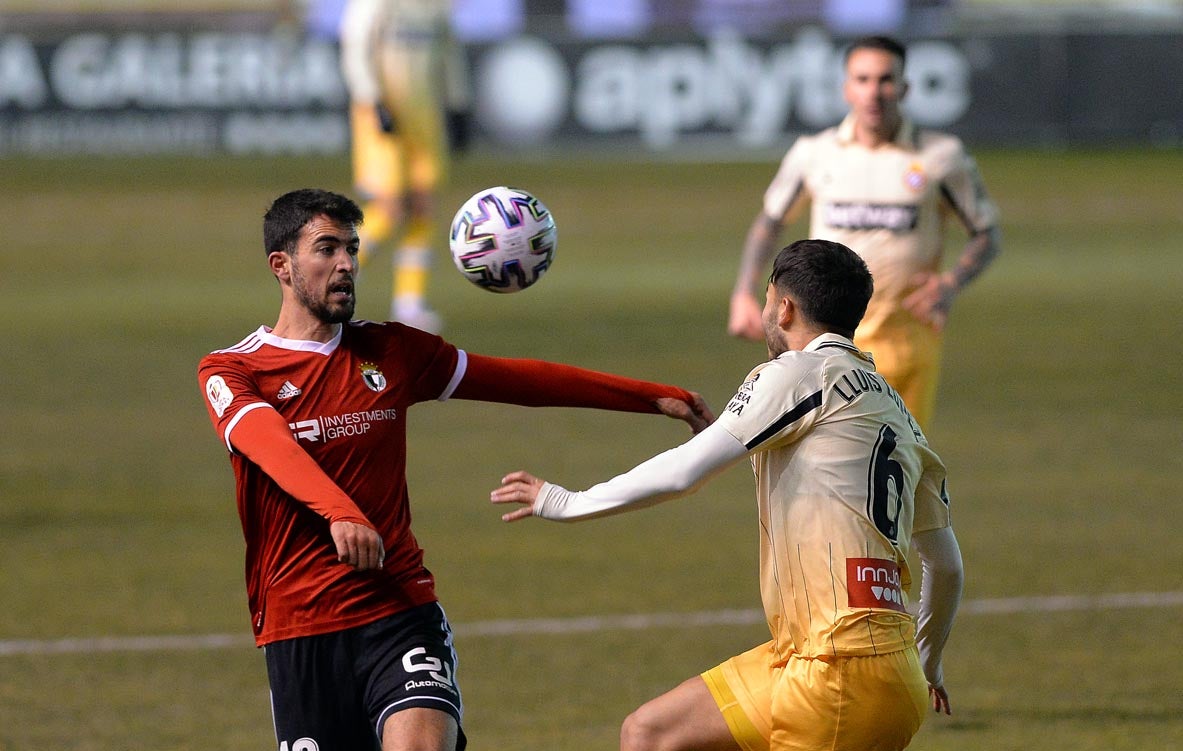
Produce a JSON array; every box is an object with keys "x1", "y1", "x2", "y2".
[
  {"x1": 0, "y1": 632, "x2": 246, "y2": 656},
  {"x1": 460, "y1": 608, "x2": 764, "y2": 637},
  {"x1": 2, "y1": 591, "x2": 1180, "y2": 658},
  {"x1": 959, "y1": 589, "x2": 1183, "y2": 614}
]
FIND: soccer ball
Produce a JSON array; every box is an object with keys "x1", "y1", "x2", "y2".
[{"x1": 448, "y1": 186, "x2": 557, "y2": 293}]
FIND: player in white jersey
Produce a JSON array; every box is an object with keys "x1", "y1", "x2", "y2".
[
  {"x1": 339, "y1": 0, "x2": 469, "y2": 331},
  {"x1": 492, "y1": 239, "x2": 965, "y2": 751},
  {"x1": 728, "y1": 36, "x2": 1001, "y2": 430}
]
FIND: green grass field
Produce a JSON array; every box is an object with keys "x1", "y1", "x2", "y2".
[{"x1": 1, "y1": 148, "x2": 1180, "y2": 750}]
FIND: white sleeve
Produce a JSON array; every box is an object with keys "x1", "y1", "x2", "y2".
[
  {"x1": 533, "y1": 424, "x2": 748, "y2": 522},
  {"x1": 762, "y1": 136, "x2": 811, "y2": 224},
  {"x1": 913, "y1": 526, "x2": 964, "y2": 687}
]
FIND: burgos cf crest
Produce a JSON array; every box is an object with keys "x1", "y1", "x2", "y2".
[{"x1": 360, "y1": 362, "x2": 387, "y2": 392}]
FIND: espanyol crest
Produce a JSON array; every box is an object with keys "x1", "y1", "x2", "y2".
[
  {"x1": 903, "y1": 162, "x2": 927, "y2": 192},
  {"x1": 360, "y1": 362, "x2": 387, "y2": 392}
]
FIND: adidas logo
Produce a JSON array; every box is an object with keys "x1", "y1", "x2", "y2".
[{"x1": 277, "y1": 380, "x2": 302, "y2": 400}]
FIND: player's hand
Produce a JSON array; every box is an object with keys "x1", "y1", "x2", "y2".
[
  {"x1": 928, "y1": 683, "x2": 952, "y2": 715},
  {"x1": 728, "y1": 292, "x2": 764, "y2": 341},
  {"x1": 903, "y1": 272, "x2": 958, "y2": 332},
  {"x1": 655, "y1": 392, "x2": 715, "y2": 434},
  {"x1": 490, "y1": 470, "x2": 545, "y2": 522},
  {"x1": 330, "y1": 520, "x2": 385, "y2": 570},
  {"x1": 376, "y1": 103, "x2": 396, "y2": 133}
]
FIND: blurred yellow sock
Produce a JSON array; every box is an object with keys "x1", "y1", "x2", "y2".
[
  {"x1": 358, "y1": 201, "x2": 395, "y2": 267},
  {"x1": 394, "y1": 246, "x2": 432, "y2": 309},
  {"x1": 393, "y1": 217, "x2": 435, "y2": 306}
]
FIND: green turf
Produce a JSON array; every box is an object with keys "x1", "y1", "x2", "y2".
[{"x1": 0, "y1": 149, "x2": 1180, "y2": 750}]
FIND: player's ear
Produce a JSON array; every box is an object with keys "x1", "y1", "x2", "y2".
[
  {"x1": 269, "y1": 250, "x2": 291, "y2": 283},
  {"x1": 777, "y1": 294, "x2": 795, "y2": 329}
]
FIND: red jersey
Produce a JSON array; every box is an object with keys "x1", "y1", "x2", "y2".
[
  {"x1": 199, "y1": 321, "x2": 459, "y2": 645},
  {"x1": 200, "y1": 319, "x2": 694, "y2": 646}
]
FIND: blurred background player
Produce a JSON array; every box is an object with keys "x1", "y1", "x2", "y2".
[
  {"x1": 339, "y1": 0, "x2": 470, "y2": 332},
  {"x1": 727, "y1": 35, "x2": 1001, "y2": 431}
]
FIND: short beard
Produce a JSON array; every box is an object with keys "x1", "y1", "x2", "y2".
[
  {"x1": 304, "y1": 294, "x2": 354, "y2": 324},
  {"x1": 291, "y1": 264, "x2": 355, "y2": 324},
  {"x1": 763, "y1": 317, "x2": 788, "y2": 359}
]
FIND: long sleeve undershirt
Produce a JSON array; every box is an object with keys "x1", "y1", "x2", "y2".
[
  {"x1": 533, "y1": 424, "x2": 748, "y2": 521},
  {"x1": 912, "y1": 525, "x2": 964, "y2": 687}
]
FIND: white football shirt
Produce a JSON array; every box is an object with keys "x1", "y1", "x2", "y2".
[
  {"x1": 716, "y1": 334, "x2": 952, "y2": 659},
  {"x1": 762, "y1": 116, "x2": 999, "y2": 342}
]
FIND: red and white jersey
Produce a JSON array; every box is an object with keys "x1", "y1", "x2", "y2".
[{"x1": 198, "y1": 320, "x2": 461, "y2": 645}]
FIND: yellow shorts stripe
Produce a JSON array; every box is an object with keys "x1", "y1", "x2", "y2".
[{"x1": 703, "y1": 663, "x2": 769, "y2": 751}]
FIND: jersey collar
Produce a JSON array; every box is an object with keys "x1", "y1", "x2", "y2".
[
  {"x1": 803, "y1": 333, "x2": 875, "y2": 366},
  {"x1": 255, "y1": 324, "x2": 342, "y2": 356},
  {"x1": 836, "y1": 114, "x2": 917, "y2": 150}
]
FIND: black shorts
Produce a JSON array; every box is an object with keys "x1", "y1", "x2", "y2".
[{"x1": 265, "y1": 602, "x2": 466, "y2": 751}]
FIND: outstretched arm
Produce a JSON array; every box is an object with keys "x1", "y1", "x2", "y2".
[
  {"x1": 491, "y1": 424, "x2": 746, "y2": 522},
  {"x1": 912, "y1": 525, "x2": 965, "y2": 714},
  {"x1": 453, "y1": 353, "x2": 714, "y2": 433}
]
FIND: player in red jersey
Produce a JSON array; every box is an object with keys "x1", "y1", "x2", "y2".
[{"x1": 198, "y1": 188, "x2": 712, "y2": 751}]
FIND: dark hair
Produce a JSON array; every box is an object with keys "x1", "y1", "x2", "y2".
[
  {"x1": 843, "y1": 35, "x2": 906, "y2": 68},
  {"x1": 262, "y1": 188, "x2": 364, "y2": 255},
  {"x1": 768, "y1": 239, "x2": 873, "y2": 338}
]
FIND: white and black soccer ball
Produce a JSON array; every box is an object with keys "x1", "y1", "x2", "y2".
[{"x1": 448, "y1": 186, "x2": 557, "y2": 293}]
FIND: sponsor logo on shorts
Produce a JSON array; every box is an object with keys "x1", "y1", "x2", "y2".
[
  {"x1": 405, "y1": 678, "x2": 455, "y2": 692},
  {"x1": 402, "y1": 646, "x2": 458, "y2": 695},
  {"x1": 846, "y1": 557, "x2": 907, "y2": 613}
]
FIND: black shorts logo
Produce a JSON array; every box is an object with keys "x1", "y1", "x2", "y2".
[{"x1": 401, "y1": 646, "x2": 457, "y2": 694}]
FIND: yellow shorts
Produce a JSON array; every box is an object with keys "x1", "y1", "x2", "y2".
[
  {"x1": 349, "y1": 102, "x2": 445, "y2": 201},
  {"x1": 702, "y1": 641, "x2": 928, "y2": 751},
  {"x1": 855, "y1": 324, "x2": 942, "y2": 432}
]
